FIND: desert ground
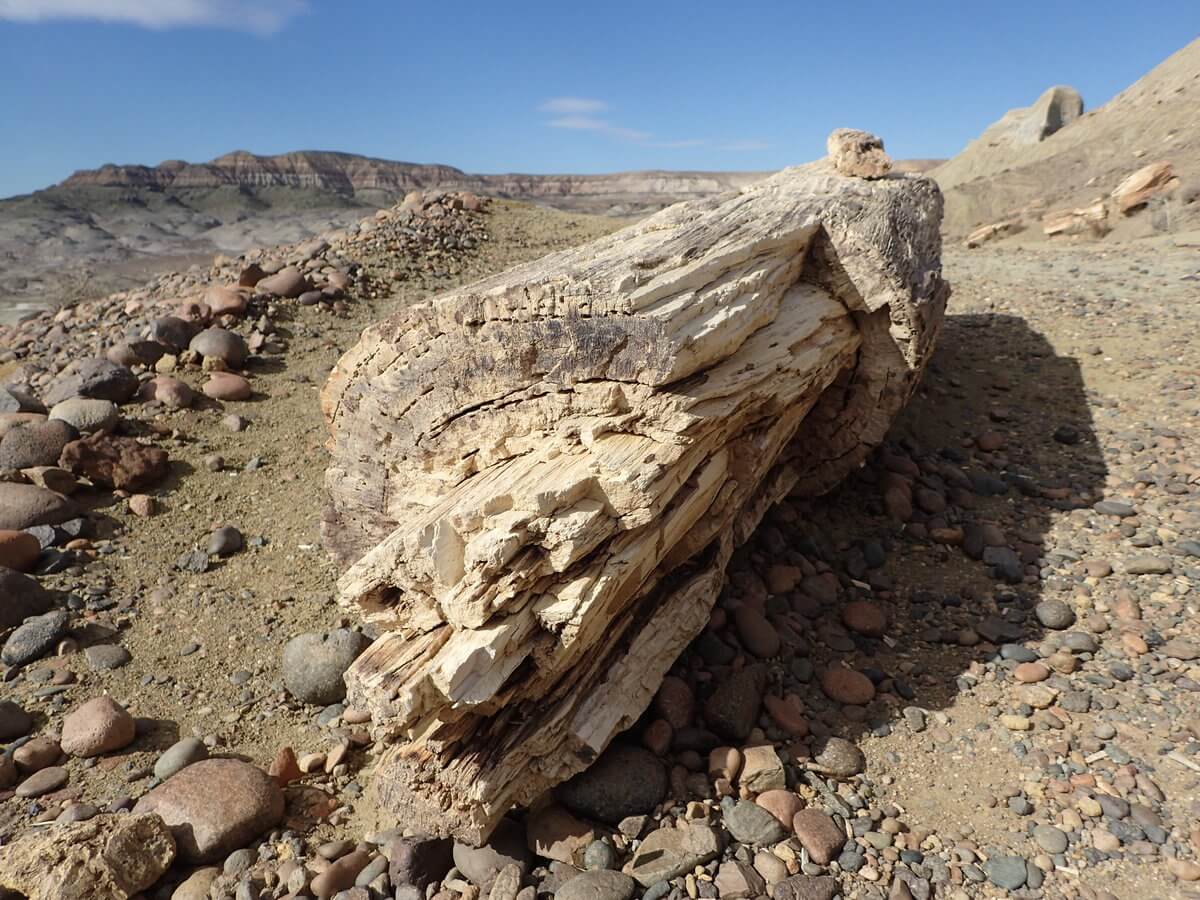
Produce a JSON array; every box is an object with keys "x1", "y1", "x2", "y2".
[{"x1": 0, "y1": 186, "x2": 1197, "y2": 900}]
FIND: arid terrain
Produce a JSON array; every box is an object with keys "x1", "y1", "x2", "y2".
[{"x1": 0, "y1": 34, "x2": 1198, "y2": 900}]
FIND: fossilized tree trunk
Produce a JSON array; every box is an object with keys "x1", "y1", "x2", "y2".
[{"x1": 320, "y1": 153, "x2": 948, "y2": 844}]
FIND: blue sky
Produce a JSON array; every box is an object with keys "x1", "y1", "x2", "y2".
[{"x1": 0, "y1": 1, "x2": 1195, "y2": 198}]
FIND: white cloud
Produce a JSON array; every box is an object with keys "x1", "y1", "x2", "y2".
[
  {"x1": 539, "y1": 97, "x2": 608, "y2": 115},
  {"x1": 0, "y1": 0, "x2": 307, "y2": 33},
  {"x1": 539, "y1": 98, "x2": 761, "y2": 154}
]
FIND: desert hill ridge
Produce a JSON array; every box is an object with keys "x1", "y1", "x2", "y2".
[{"x1": 934, "y1": 37, "x2": 1200, "y2": 240}]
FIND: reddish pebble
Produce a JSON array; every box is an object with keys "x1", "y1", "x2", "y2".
[
  {"x1": 0, "y1": 530, "x2": 41, "y2": 572},
  {"x1": 763, "y1": 693, "x2": 809, "y2": 737},
  {"x1": 268, "y1": 746, "x2": 302, "y2": 786},
  {"x1": 819, "y1": 667, "x2": 875, "y2": 705},
  {"x1": 841, "y1": 600, "x2": 887, "y2": 637},
  {"x1": 203, "y1": 372, "x2": 252, "y2": 401},
  {"x1": 1014, "y1": 662, "x2": 1050, "y2": 683}
]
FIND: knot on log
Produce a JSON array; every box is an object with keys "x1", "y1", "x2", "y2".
[{"x1": 320, "y1": 162, "x2": 948, "y2": 843}]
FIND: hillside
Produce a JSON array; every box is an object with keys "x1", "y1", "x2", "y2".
[
  {"x1": 0, "y1": 152, "x2": 765, "y2": 319},
  {"x1": 934, "y1": 37, "x2": 1200, "y2": 239}
]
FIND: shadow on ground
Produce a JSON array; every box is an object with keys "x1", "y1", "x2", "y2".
[{"x1": 604, "y1": 309, "x2": 1107, "y2": 853}]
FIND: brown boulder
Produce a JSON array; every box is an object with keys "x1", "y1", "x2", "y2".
[
  {"x1": 818, "y1": 667, "x2": 875, "y2": 705},
  {"x1": 257, "y1": 266, "x2": 309, "y2": 298},
  {"x1": 60, "y1": 432, "x2": 169, "y2": 491},
  {"x1": 60, "y1": 696, "x2": 136, "y2": 757},
  {"x1": 0, "y1": 530, "x2": 41, "y2": 572}
]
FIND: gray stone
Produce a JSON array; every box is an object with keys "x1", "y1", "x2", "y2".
[
  {"x1": 1094, "y1": 500, "x2": 1135, "y2": 517},
  {"x1": 556, "y1": 744, "x2": 667, "y2": 825},
  {"x1": 154, "y1": 736, "x2": 209, "y2": 780},
  {"x1": 983, "y1": 856, "x2": 1027, "y2": 890},
  {"x1": 44, "y1": 358, "x2": 139, "y2": 406},
  {"x1": 0, "y1": 483, "x2": 77, "y2": 531},
  {"x1": 84, "y1": 643, "x2": 131, "y2": 670},
  {"x1": 703, "y1": 664, "x2": 767, "y2": 741},
  {"x1": 771, "y1": 875, "x2": 838, "y2": 900},
  {"x1": 189, "y1": 328, "x2": 249, "y2": 368},
  {"x1": 811, "y1": 736, "x2": 865, "y2": 777},
  {"x1": 626, "y1": 822, "x2": 720, "y2": 887},
  {"x1": 282, "y1": 628, "x2": 370, "y2": 705},
  {"x1": 724, "y1": 799, "x2": 786, "y2": 845},
  {"x1": 0, "y1": 419, "x2": 76, "y2": 469},
  {"x1": 451, "y1": 818, "x2": 532, "y2": 886},
  {"x1": 2, "y1": 609, "x2": 70, "y2": 666},
  {"x1": 0, "y1": 568, "x2": 53, "y2": 630},
  {"x1": 48, "y1": 398, "x2": 120, "y2": 435},
  {"x1": 1034, "y1": 599, "x2": 1075, "y2": 630},
  {"x1": 1126, "y1": 556, "x2": 1171, "y2": 575},
  {"x1": 557, "y1": 870, "x2": 637, "y2": 900},
  {"x1": 1032, "y1": 824, "x2": 1068, "y2": 854},
  {"x1": 207, "y1": 525, "x2": 244, "y2": 557},
  {"x1": 145, "y1": 316, "x2": 199, "y2": 352}
]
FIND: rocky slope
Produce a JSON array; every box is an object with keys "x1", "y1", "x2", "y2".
[
  {"x1": 0, "y1": 152, "x2": 765, "y2": 324},
  {"x1": 934, "y1": 37, "x2": 1200, "y2": 240}
]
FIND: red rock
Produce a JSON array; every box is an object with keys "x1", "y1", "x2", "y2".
[
  {"x1": 642, "y1": 718, "x2": 672, "y2": 756},
  {"x1": 1014, "y1": 662, "x2": 1051, "y2": 683},
  {"x1": 203, "y1": 372, "x2": 252, "y2": 401},
  {"x1": 60, "y1": 696, "x2": 136, "y2": 758},
  {"x1": 654, "y1": 676, "x2": 693, "y2": 730},
  {"x1": 133, "y1": 759, "x2": 284, "y2": 863},
  {"x1": 733, "y1": 606, "x2": 780, "y2": 658},
  {"x1": 128, "y1": 494, "x2": 157, "y2": 517},
  {"x1": 0, "y1": 530, "x2": 41, "y2": 572},
  {"x1": 139, "y1": 375, "x2": 194, "y2": 410},
  {"x1": 59, "y1": 432, "x2": 169, "y2": 491},
  {"x1": 819, "y1": 668, "x2": 875, "y2": 705},
  {"x1": 841, "y1": 600, "x2": 887, "y2": 637},
  {"x1": 756, "y1": 790, "x2": 803, "y2": 829},
  {"x1": 763, "y1": 694, "x2": 809, "y2": 737},
  {"x1": 257, "y1": 266, "x2": 309, "y2": 298},
  {"x1": 792, "y1": 809, "x2": 845, "y2": 864},
  {"x1": 311, "y1": 849, "x2": 372, "y2": 897},
  {"x1": 205, "y1": 285, "x2": 247, "y2": 317},
  {"x1": 976, "y1": 431, "x2": 1005, "y2": 451},
  {"x1": 268, "y1": 746, "x2": 302, "y2": 786}
]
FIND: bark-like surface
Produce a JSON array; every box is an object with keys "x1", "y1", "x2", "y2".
[{"x1": 321, "y1": 151, "x2": 948, "y2": 843}]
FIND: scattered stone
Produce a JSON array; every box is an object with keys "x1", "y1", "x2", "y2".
[
  {"x1": 772, "y1": 874, "x2": 839, "y2": 900},
  {"x1": 281, "y1": 628, "x2": 370, "y2": 705},
  {"x1": 0, "y1": 419, "x2": 77, "y2": 469},
  {"x1": 0, "y1": 482, "x2": 77, "y2": 530},
  {"x1": 60, "y1": 432, "x2": 170, "y2": 490},
  {"x1": 2, "y1": 609, "x2": 70, "y2": 666},
  {"x1": 0, "y1": 700, "x2": 32, "y2": 740},
  {"x1": 791, "y1": 809, "x2": 845, "y2": 864},
  {"x1": 819, "y1": 667, "x2": 875, "y2": 705},
  {"x1": 133, "y1": 758, "x2": 285, "y2": 862},
  {"x1": 388, "y1": 835, "x2": 454, "y2": 891},
  {"x1": 203, "y1": 371, "x2": 253, "y2": 401},
  {"x1": 60, "y1": 695, "x2": 136, "y2": 757},
  {"x1": 625, "y1": 822, "x2": 720, "y2": 887},
  {"x1": 704, "y1": 664, "x2": 767, "y2": 740},
  {"x1": 724, "y1": 799, "x2": 787, "y2": 845},
  {"x1": 15, "y1": 765, "x2": 68, "y2": 797},
  {"x1": 557, "y1": 869, "x2": 636, "y2": 900},
  {"x1": 85, "y1": 643, "x2": 132, "y2": 670},
  {"x1": 451, "y1": 818, "x2": 532, "y2": 886},
  {"x1": 190, "y1": 327, "x2": 249, "y2": 368},
  {"x1": 557, "y1": 744, "x2": 667, "y2": 825},
  {"x1": 154, "y1": 736, "x2": 209, "y2": 780},
  {"x1": 0, "y1": 567, "x2": 52, "y2": 627},
  {"x1": 207, "y1": 524, "x2": 244, "y2": 557}
]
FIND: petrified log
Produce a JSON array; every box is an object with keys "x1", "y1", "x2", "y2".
[{"x1": 321, "y1": 142, "x2": 948, "y2": 843}]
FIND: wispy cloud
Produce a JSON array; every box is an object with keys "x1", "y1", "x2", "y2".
[
  {"x1": 538, "y1": 97, "x2": 608, "y2": 115},
  {"x1": 0, "y1": 0, "x2": 308, "y2": 33},
  {"x1": 538, "y1": 98, "x2": 765, "y2": 154}
]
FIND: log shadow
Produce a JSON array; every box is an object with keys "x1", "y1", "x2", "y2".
[{"x1": 633, "y1": 310, "x2": 1106, "y2": 850}]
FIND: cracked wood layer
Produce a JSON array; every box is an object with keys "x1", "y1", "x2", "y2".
[{"x1": 320, "y1": 158, "x2": 948, "y2": 843}]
